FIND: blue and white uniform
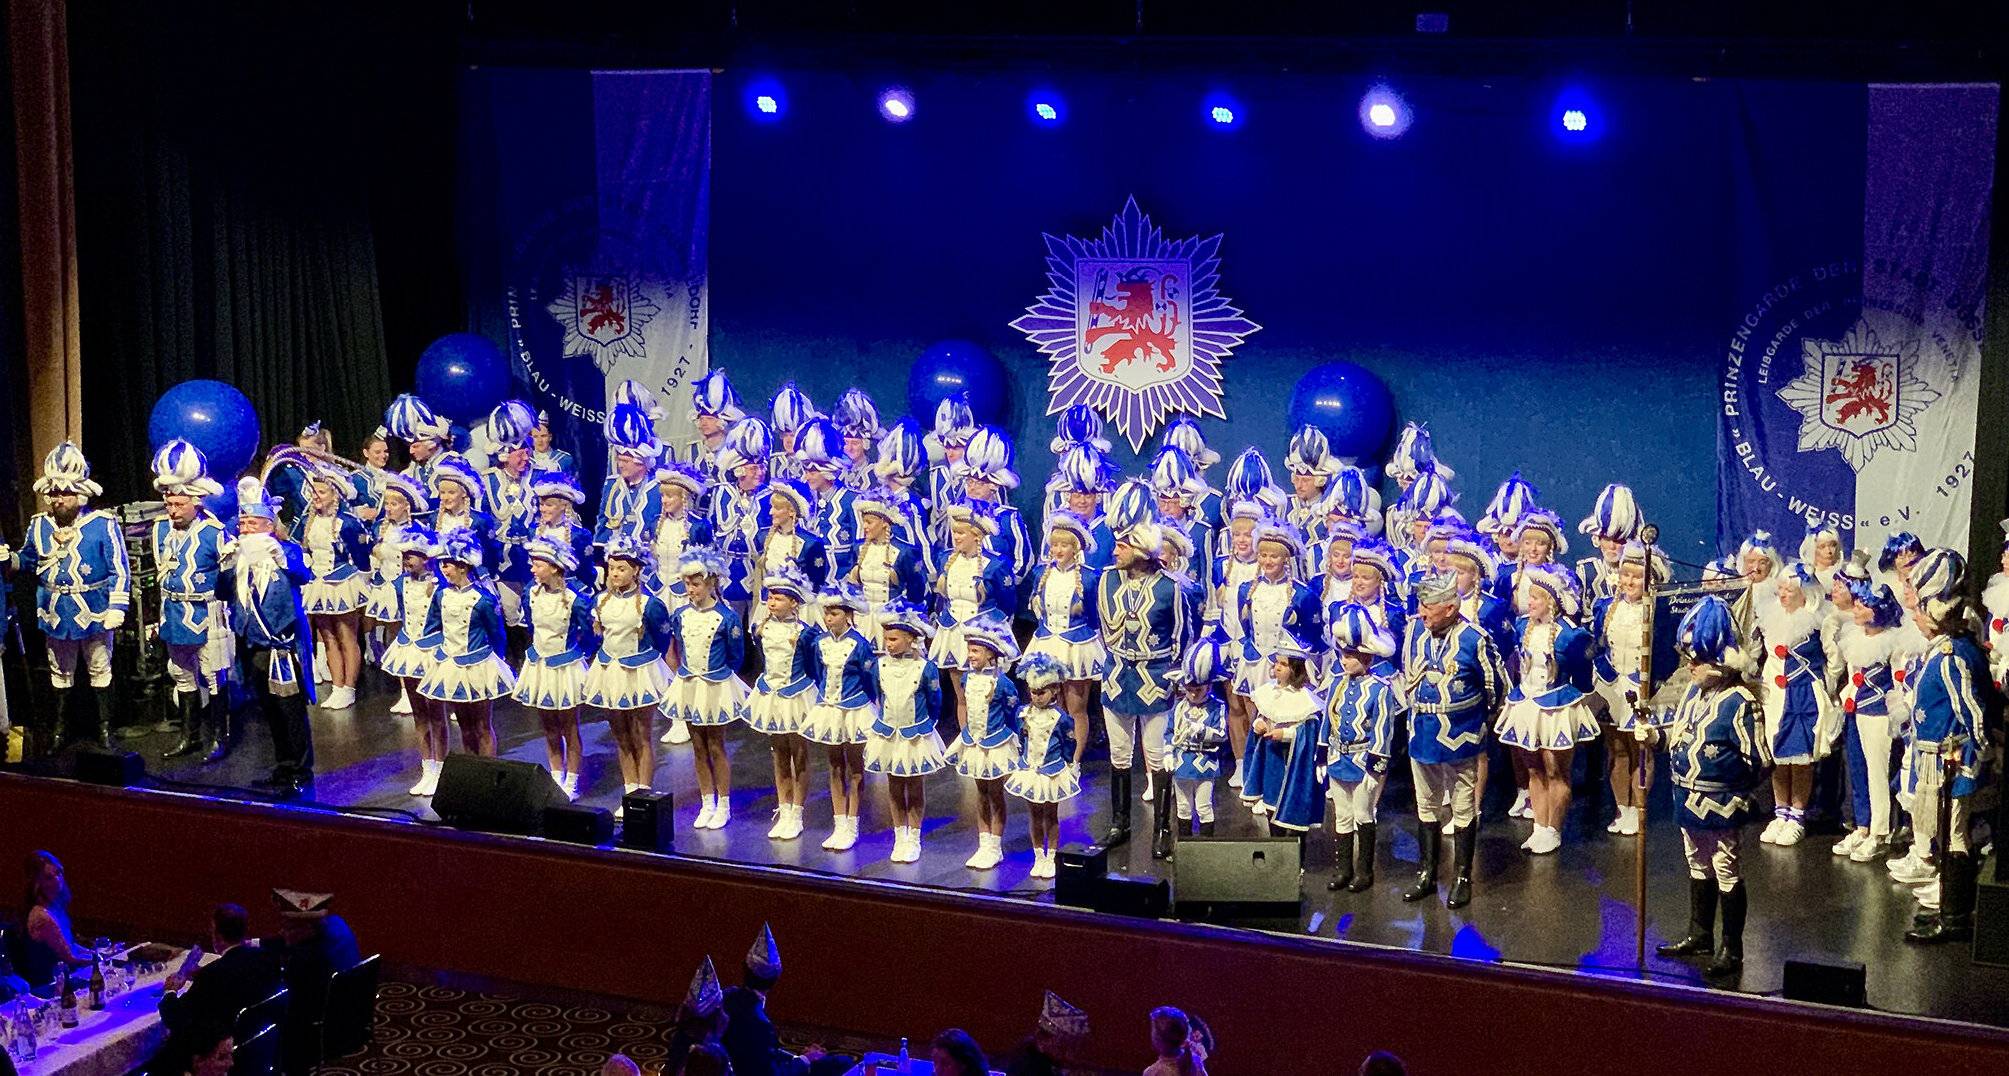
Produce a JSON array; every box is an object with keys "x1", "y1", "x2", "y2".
[
  {"x1": 662, "y1": 600, "x2": 749, "y2": 726},
  {"x1": 1497, "y1": 617, "x2": 1600, "y2": 751},
  {"x1": 1669, "y1": 680, "x2": 1768, "y2": 886},
  {"x1": 1233, "y1": 574, "x2": 1324, "y2": 695},
  {"x1": 950, "y1": 666, "x2": 1022, "y2": 780},
  {"x1": 929, "y1": 550, "x2": 1013, "y2": 671},
  {"x1": 846, "y1": 536, "x2": 927, "y2": 644},
  {"x1": 596, "y1": 475, "x2": 664, "y2": 550},
  {"x1": 1591, "y1": 594, "x2": 1667, "y2": 732},
  {"x1": 416, "y1": 581, "x2": 516, "y2": 703},
  {"x1": 1907, "y1": 633, "x2": 1993, "y2": 854},
  {"x1": 298, "y1": 509, "x2": 372, "y2": 616},
  {"x1": 1098, "y1": 567, "x2": 1185, "y2": 773},
  {"x1": 799, "y1": 626, "x2": 878, "y2": 746},
  {"x1": 865, "y1": 650, "x2": 947, "y2": 776},
  {"x1": 380, "y1": 571, "x2": 438, "y2": 683},
  {"x1": 1838, "y1": 626, "x2": 1903, "y2": 841},
  {"x1": 512, "y1": 579, "x2": 597, "y2": 710},
  {"x1": 485, "y1": 465, "x2": 537, "y2": 624},
  {"x1": 581, "y1": 587, "x2": 676, "y2": 710},
  {"x1": 1755, "y1": 601, "x2": 1835, "y2": 765},
  {"x1": 1171, "y1": 693, "x2": 1227, "y2": 782},
  {"x1": 152, "y1": 513, "x2": 231, "y2": 695},
  {"x1": 745, "y1": 613, "x2": 815, "y2": 736},
  {"x1": 1023, "y1": 559, "x2": 1107, "y2": 681},
  {"x1": 1245, "y1": 679, "x2": 1326, "y2": 831},
  {"x1": 1402, "y1": 618, "x2": 1508, "y2": 828},
  {"x1": 650, "y1": 509, "x2": 714, "y2": 606},
  {"x1": 19, "y1": 505, "x2": 130, "y2": 689},
  {"x1": 1006, "y1": 703, "x2": 1080, "y2": 803},
  {"x1": 1325, "y1": 671, "x2": 1399, "y2": 832}
]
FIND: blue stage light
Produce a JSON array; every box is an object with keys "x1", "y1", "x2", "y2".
[
  {"x1": 1551, "y1": 88, "x2": 1606, "y2": 143},
  {"x1": 756, "y1": 95, "x2": 778, "y2": 115},
  {"x1": 1210, "y1": 104, "x2": 1235, "y2": 125},
  {"x1": 1035, "y1": 102, "x2": 1057, "y2": 121},
  {"x1": 1027, "y1": 90, "x2": 1065, "y2": 125},
  {"x1": 745, "y1": 79, "x2": 785, "y2": 122},
  {"x1": 1358, "y1": 85, "x2": 1411, "y2": 139},
  {"x1": 879, "y1": 88, "x2": 915, "y2": 123},
  {"x1": 1562, "y1": 108, "x2": 1588, "y2": 132}
]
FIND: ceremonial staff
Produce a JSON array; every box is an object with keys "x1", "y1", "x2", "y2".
[{"x1": 1633, "y1": 578, "x2": 1657, "y2": 968}]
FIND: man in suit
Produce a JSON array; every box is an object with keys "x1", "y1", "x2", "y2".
[
  {"x1": 154, "y1": 904, "x2": 280, "y2": 1074},
  {"x1": 259, "y1": 889, "x2": 361, "y2": 1074}
]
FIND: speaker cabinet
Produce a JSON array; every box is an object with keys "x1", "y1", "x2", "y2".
[
  {"x1": 73, "y1": 746, "x2": 145, "y2": 787},
  {"x1": 430, "y1": 755, "x2": 564, "y2": 834},
  {"x1": 1974, "y1": 855, "x2": 2009, "y2": 967},
  {"x1": 1173, "y1": 837, "x2": 1303, "y2": 919},
  {"x1": 542, "y1": 803, "x2": 615, "y2": 845},
  {"x1": 1782, "y1": 959, "x2": 1867, "y2": 1008},
  {"x1": 1055, "y1": 843, "x2": 1109, "y2": 909},
  {"x1": 619, "y1": 790, "x2": 675, "y2": 853},
  {"x1": 1092, "y1": 872, "x2": 1171, "y2": 918}
]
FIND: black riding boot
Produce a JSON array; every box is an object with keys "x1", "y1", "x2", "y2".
[
  {"x1": 1104, "y1": 770, "x2": 1133, "y2": 848},
  {"x1": 1706, "y1": 882, "x2": 1747, "y2": 977},
  {"x1": 1656, "y1": 879, "x2": 1718, "y2": 956},
  {"x1": 93, "y1": 686, "x2": 116, "y2": 749},
  {"x1": 1328, "y1": 830, "x2": 1356, "y2": 891},
  {"x1": 1447, "y1": 823, "x2": 1478, "y2": 909},
  {"x1": 1906, "y1": 853, "x2": 1977, "y2": 944},
  {"x1": 202, "y1": 691, "x2": 232, "y2": 763},
  {"x1": 163, "y1": 692, "x2": 202, "y2": 759},
  {"x1": 1348, "y1": 822, "x2": 1377, "y2": 892},
  {"x1": 46, "y1": 687, "x2": 74, "y2": 754},
  {"x1": 1402, "y1": 821, "x2": 1442, "y2": 902},
  {"x1": 1150, "y1": 777, "x2": 1176, "y2": 859}
]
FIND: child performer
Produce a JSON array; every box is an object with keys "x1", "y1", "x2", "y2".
[
  {"x1": 1591, "y1": 541, "x2": 1673, "y2": 836},
  {"x1": 747, "y1": 565, "x2": 817, "y2": 841},
  {"x1": 366, "y1": 474, "x2": 428, "y2": 713},
  {"x1": 1008, "y1": 652, "x2": 1086, "y2": 879},
  {"x1": 1756, "y1": 562, "x2": 1837, "y2": 847},
  {"x1": 866, "y1": 601, "x2": 946, "y2": 863},
  {"x1": 581, "y1": 536, "x2": 675, "y2": 813},
  {"x1": 800, "y1": 583, "x2": 879, "y2": 851},
  {"x1": 1169, "y1": 629, "x2": 1232, "y2": 837},
  {"x1": 651, "y1": 464, "x2": 714, "y2": 605},
  {"x1": 930, "y1": 504, "x2": 1015, "y2": 730},
  {"x1": 1325, "y1": 601, "x2": 1402, "y2": 892},
  {"x1": 1212, "y1": 501, "x2": 1263, "y2": 787},
  {"x1": 429, "y1": 454, "x2": 497, "y2": 578},
  {"x1": 484, "y1": 401, "x2": 539, "y2": 662},
  {"x1": 1834, "y1": 579, "x2": 1903, "y2": 863},
  {"x1": 1575, "y1": 483, "x2": 1643, "y2": 603},
  {"x1": 515, "y1": 537, "x2": 598, "y2": 800},
  {"x1": 416, "y1": 529, "x2": 515, "y2": 757},
  {"x1": 950, "y1": 614, "x2": 1022, "y2": 871},
  {"x1": 1655, "y1": 596, "x2": 1768, "y2": 979},
  {"x1": 1497, "y1": 563, "x2": 1597, "y2": 855},
  {"x1": 663, "y1": 548, "x2": 749, "y2": 830},
  {"x1": 298, "y1": 465, "x2": 371, "y2": 711},
  {"x1": 846, "y1": 492, "x2": 928, "y2": 648},
  {"x1": 1023, "y1": 512, "x2": 1106, "y2": 748},
  {"x1": 529, "y1": 470, "x2": 596, "y2": 586},
  {"x1": 753, "y1": 480, "x2": 830, "y2": 627},
  {"x1": 1233, "y1": 522, "x2": 1326, "y2": 816},
  {"x1": 1247, "y1": 639, "x2": 1327, "y2": 854},
  {"x1": 379, "y1": 526, "x2": 441, "y2": 794}
]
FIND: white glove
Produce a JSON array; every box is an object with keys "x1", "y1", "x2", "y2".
[
  {"x1": 103, "y1": 609, "x2": 126, "y2": 631},
  {"x1": 0, "y1": 543, "x2": 13, "y2": 562}
]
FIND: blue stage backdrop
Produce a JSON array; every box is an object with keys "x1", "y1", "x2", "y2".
[
  {"x1": 461, "y1": 68, "x2": 1997, "y2": 565},
  {"x1": 460, "y1": 69, "x2": 711, "y2": 499}
]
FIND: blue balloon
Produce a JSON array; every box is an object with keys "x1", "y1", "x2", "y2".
[
  {"x1": 906, "y1": 340, "x2": 1009, "y2": 428},
  {"x1": 148, "y1": 380, "x2": 262, "y2": 482},
  {"x1": 416, "y1": 333, "x2": 511, "y2": 424},
  {"x1": 1287, "y1": 361, "x2": 1396, "y2": 462},
  {"x1": 202, "y1": 484, "x2": 238, "y2": 523}
]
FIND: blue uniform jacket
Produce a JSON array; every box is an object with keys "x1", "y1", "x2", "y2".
[
  {"x1": 934, "y1": 552, "x2": 1015, "y2": 629},
  {"x1": 667, "y1": 601, "x2": 747, "y2": 682},
  {"x1": 300, "y1": 510, "x2": 373, "y2": 583},
  {"x1": 484, "y1": 469, "x2": 537, "y2": 584},
  {"x1": 530, "y1": 447, "x2": 576, "y2": 477},
  {"x1": 1024, "y1": 562, "x2": 1103, "y2": 644},
  {"x1": 534, "y1": 522, "x2": 599, "y2": 585},
  {"x1": 975, "y1": 501, "x2": 1032, "y2": 587},
  {"x1": 1838, "y1": 627, "x2": 1900, "y2": 718},
  {"x1": 524, "y1": 581, "x2": 598, "y2": 666},
  {"x1": 418, "y1": 581, "x2": 507, "y2": 663},
  {"x1": 756, "y1": 525, "x2": 831, "y2": 591},
  {"x1": 595, "y1": 477, "x2": 664, "y2": 548},
  {"x1": 19, "y1": 510, "x2": 130, "y2": 639},
  {"x1": 592, "y1": 589, "x2": 676, "y2": 667},
  {"x1": 1234, "y1": 576, "x2": 1326, "y2": 663},
  {"x1": 870, "y1": 654, "x2": 943, "y2": 738},
  {"x1": 807, "y1": 626, "x2": 878, "y2": 707},
  {"x1": 1017, "y1": 705, "x2": 1076, "y2": 776},
  {"x1": 752, "y1": 618, "x2": 817, "y2": 698},
  {"x1": 1508, "y1": 618, "x2": 1595, "y2": 708},
  {"x1": 845, "y1": 539, "x2": 929, "y2": 607},
  {"x1": 1402, "y1": 619, "x2": 1508, "y2": 764},
  {"x1": 389, "y1": 574, "x2": 436, "y2": 640},
  {"x1": 1169, "y1": 695, "x2": 1228, "y2": 779},
  {"x1": 1325, "y1": 673, "x2": 1400, "y2": 784},
  {"x1": 231, "y1": 541, "x2": 316, "y2": 703},
  {"x1": 809, "y1": 486, "x2": 858, "y2": 580},
  {"x1": 152, "y1": 516, "x2": 227, "y2": 645},
  {"x1": 1668, "y1": 682, "x2": 1768, "y2": 829},
  {"x1": 648, "y1": 511, "x2": 717, "y2": 595},
  {"x1": 957, "y1": 668, "x2": 1022, "y2": 750},
  {"x1": 1912, "y1": 635, "x2": 1996, "y2": 799},
  {"x1": 713, "y1": 488, "x2": 772, "y2": 602}
]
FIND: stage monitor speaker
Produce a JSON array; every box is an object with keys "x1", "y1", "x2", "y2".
[
  {"x1": 431, "y1": 755, "x2": 564, "y2": 835},
  {"x1": 1174, "y1": 837, "x2": 1304, "y2": 919},
  {"x1": 1782, "y1": 959, "x2": 1867, "y2": 1008},
  {"x1": 542, "y1": 803, "x2": 614, "y2": 846},
  {"x1": 1091, "y1": 872, "x2": 1170, "y2": 919},
  {"x1": 619, "y1": 790, "x2": 675, "y2": 853},
  {"x1": 1055, "y1": 843, "x2": 1108, "y2": 909},
  {"x1": 1974, "y1": 856, "x2": 2009, "y2": 967},
  {"x1": 73, "y1": 746, "x2": 145, "y2": 786}
]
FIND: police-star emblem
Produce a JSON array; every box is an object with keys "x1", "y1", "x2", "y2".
[
  {"x1": 1011, "y1": 197, "x2": 1261, "y2": 451},
  {"x1": 1776, "y1": 317, "x2": 1941, "y2": 472},
  {"x1": 547, "y1": 272, "x2": 661, "y2": 371}
]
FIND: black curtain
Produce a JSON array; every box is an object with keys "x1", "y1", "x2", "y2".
[
  {"x1": 0, "y1": 10, "x2": 28, "y2": 530},
  {"x1": 67, "y1": 1, "x2": 460, "y2": 501}
]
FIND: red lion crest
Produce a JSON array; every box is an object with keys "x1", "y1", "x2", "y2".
[{"x1": 1085, "y1": 274, "x2": 1182, "y2": 374}]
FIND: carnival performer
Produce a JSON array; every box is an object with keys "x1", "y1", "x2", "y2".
[
  {"x1": 1755, "y1": 562, "x2": 1837, "y2": 847},
  {"x1": 298, "y1": 463, "x2": 371, "y2": 711},
  {"x1": 794, "y1": 417, "x2": 857, "y2": 580},
  {"x1": 515, "y1": 536, "x2": 598, "y2": 800},
  {"x1": 651, "y1": 464, "x2": 713, "y2": 614},
  {"x1": 416, "y1": 530, "x2": 514, "y2": 757},
  {"x1": 800, "y1": 582, "x2": 878, "y2": 851},
  {"x1": 845, "y1": 490, "x2": 928, "y2": 646},
  {"x1": 1042, "y1": 406, "x2": 1109, "y2": 514},
  {"x1": 1498, "y1": 562, "x2": 1597, "y2": 855},
  {"x1": 1097, "y1": 514, "x2": 1185, "y2": 849},
  {"x1": 753, "y1": 481, "x2": 830, "y2": 625},
  {"x1": 1729, "y1": 530, "x2": 1783, "y2": 646},
  {"x1": 269, "y1": 422, "x2": 334, "y2": 531},
  {"x1": 230, "y1": 479, "x2": 317, "y2": 796},
  {"x1": 930, "y1": 504, "x2": 1015, "y2": 730},
  {"x1": 831, "y1": 388, "x2": 883, "y2": 493},
  {"x1": 354, "y1": 427, "x2": 393, "y2": 521},
  {"x1": 1160, "y1": 416, "x2": 1227, "y2": 556},
  {"x1": 866, "y1": 600, "x2": 946, "y2": 864},
  {"x1": 924, "y1": 393, "x2": 976, "y2": 550},
  {"x1": 1246, "y1": 639, "x2": 1327, "y2": 849},
  {"x1": 950, "y1": 613, "x2": 1021, "y2": 871},
  {"x1": 430, "y1": 454, "x2": 497, "y2": 578},
  {"x1": 747, "y1": 564, "x2": 818, "y2": 841},
  {"x1": 1346, "y1": 538, "x2": 1407, "y2": 678},
  {"x1": 1022, "y1": 511, "x2": 1106, "y2": 748},
  {"x1": 148, "y1": 440, "x2": 233, "y2": 762},
  {"x1": 1591, "y1": 541, "x2": 1673, "y2": 836},
  {"x1": 1833, "y1": 578, "x2": 1904, "y2": 864},
  {"x1": 1384, "y1": 423, "x2": 1454, "y2": 544},
  {"x1": 1148, "y1": 444, "x2": 1215, "y2": 570},
  {"x1": 1575, "y1": 483, "x2": 1643, "y2": 602},
  {"x1": 1008, "y1": 652, "x2": 1085, "y2": 880},
  {"x1": 1401, "y1": 571, "x2": 1508, "y2": 909},
  {"x1": 365, "y1": 473, "x2": 429, "y2": 713},
  {"x1": 711, "y1": 420, "x2": 774, "y2": 618},
  {"x1": 685, "y1": 368, "x2": 747, "y2": 487},
  {"x1": 1212, "y1": 501, "x2": 1262, "y2": 786},
  {"x1": 768, "y1": 381, "x2": 818, "y2": 481},
  {"x1": 384, "y1": 394, "x2": 452, "y2": 513},
  {"x1": 1654, "y1": 596, "x2": 1767, "y2": 979},
  {"x1": 662, "y1": 547, "x2": 749, "y2": 829},
  {"x1": 529, "y1": 470, "x2": 596, "y2": 586},
  {"x1": 596, "y1": 402, "x2": 665, "y2": 550},
  {"x1": 483, "y1": 401, "x2": 539, "y2": 659},
  {"x1": 1232, "y1": 519, "x2": 1324, "y2": 729},
  {"x1": 1169, "y1": 628, "x2": 1231, "y2": 837},
  {"x1": 1282, "y1": 426, "x2": 1340, "y2": 549},
  {"x1": 1801, "y1": 522, "x2": 1850, "y2": 592},
  {"x1": 957, "y1": 427, "x2": 1032, "y2": 586},
  {"x1": 1045, "y1": 444, "x2": 1117, "y2": 571},
  {"x1": 1324, "y1": 601, "x2": 1401, "y2": 893},
  {"x1": 529, "y1": 410, "x2": 577, "y2": 478},
  {"x1": 1476, "y1": 471, "x2": 1540, "y2": 601},
  {"x1": 379, "y1": 525, "x2": 443, "y2": 794},
  {"x1": 872, "y1": 418, "x2": 935, "y2": 560},
  {"x1": 582, "y1": 536, "x2": 675, "y2": 814}
]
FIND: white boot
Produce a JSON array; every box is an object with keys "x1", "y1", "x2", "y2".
[
  {"x1": 821, "y1": 815, "x2": 845, "y2": 849},
  {"x1": 828, "y1": 815, "x2": 859, "y2": 852},
  {"x1": 777, "y1": 804, "x2": 804, "y2": 841},
  {"x1": 768, "y1": 807, "x2": 789, "y2": 839},
  {"x1": 662, "y1": 718, "x2": 691, "y2": 745},
  {"x1": 889, "y1": 827, "x2": 912, "y2": 863},
  {"x1": 323, "y1": 685, "x2": 356, "y2": 711},
  {"x1": 314, "y1": 650, "x2": 330, "y2": 686},
  {"x1": 1527, "y1": 825, "x2": 1562, "y2": 855},
  {"x1": 409, "y1": 759, "x2": 442, "y2": 797},
  {"x1": 709, "y1": 794, "x2": 731, "y2": 830},
  {"x1": 967, "y1": 832, "x2": 1002, "y2": 870},
  {"x1": 906, "y1": 825, "x2": 923, "y2": 862},
  {"x1": 1510, "y1": 790, "x2": 1532, "y2": 819},
  {"x1": 1228, "y1": 758, "x2": 1245, "y2": 790},
  {"x1": 561, "y1": 772, "x2": 580, "y2": 802},
  {"x1": 1618, "y1": 805, "x2": 1641, "y2": 836},
  {"x1": 390, "y1": 686, "x2": 413, "y2": 715},
  {"x1": 694, "y1": 795, "x2": 718, "y2": 830}
]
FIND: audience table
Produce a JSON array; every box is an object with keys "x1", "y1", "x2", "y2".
[{"x1": 14, "y1": 949, "x2": 213, "y2": 1076}]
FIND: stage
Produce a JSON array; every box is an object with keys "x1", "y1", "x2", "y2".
[{"x1": 75, "y1": 677, "x2": 2004, "y2": 1029}]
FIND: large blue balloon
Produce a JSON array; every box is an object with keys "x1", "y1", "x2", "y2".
[
  {"x1": 906, "y1": 340, "x2": 1010, "y2": 428},
  {"x1": 1287, "y1": 361, "x2": 1396, "y2": 462},
  {"x1": 416, "y1": 333, "x2": 511, "y2": 424},
  {"x1": 148, "y1": 380, "x2": 262, "y2": 481}
]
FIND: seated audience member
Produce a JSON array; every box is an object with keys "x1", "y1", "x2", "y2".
[
  {"x1": 18, "y1": 851, "x2": 93, "y2": 988},
  {"x1": 1005, "y1": 991, "x2": 1090, "y2": 1076},
  {"x1": 931, "y1": 1029, "x2": 989, "y2": 1076},
  {"x1": 722, "y1": 924, "x2": 853, "y2": 1076},
  {"x1": 184, "y1": 1021, "x2": 237, "y2": 1076},
  {"x1": 602, "y1": 1055, "x2": 642, "y2": 1076},
  {"x1": 1143, "y1": 1006, "x2": 1205, "y2": 1076},
  {"x1": 154, "y1": 903, "x2": 281, "y2": 1073},
  {"x1": 669, "y1": 957, "x2": 731, "y2": 1076},
  {"x1": 1360, "y1": 1050, "x2": 1408, "y2": 1076},
  {"x1": 684, "y1": 1042, "x2": 734, "y2": 1076},
  {"x1": 260, "y1": 887, "x2": 361, "y2": 1069}
]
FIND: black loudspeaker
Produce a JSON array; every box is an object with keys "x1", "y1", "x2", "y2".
[
  {"x1": 1092, "y1": 872, "x2": 1171, "y2": 918},
  {"x1": 1173, "y1": 837, "x2": 1304, "y2": 918},
  {"x1": 1782, "y1": 959, "x2": 1868, "y2": 1009},
  {"x1": 1974, "y1": 856, "x2": 2009, "y2": 967},
  {"x1": 542, "y1": 803, "x2": 615, "y2": 845},
  {"x1": 430, "y1": 755, "x2": 564, "y2": 835},
  {"x1": 1055, "y1": 843, "x2": 1108, "y2": 909},
  {"x1": 73, "y1": 746, "x2": 145, "y2": 786},
  {"x1": 619, "y1": 790, "x2": 675, "y2": 853}
]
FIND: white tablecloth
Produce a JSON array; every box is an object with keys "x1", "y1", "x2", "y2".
[{"x1": 18, "y1": 954, "x2": 210, "y2": 1076}]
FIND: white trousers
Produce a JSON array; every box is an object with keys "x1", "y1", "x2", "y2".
[
  {"x1": 1854, "y1": 711, "x2": 1893, "y2": 838},
  {"x1": 165, "y1": 637, "x2": 233, "y2": 697},
  {"x1": 1411, "y1": 758, "x2": 1478, "y2": 827},
  {"x1": 48, "y1": 634, "x2": 113, "y2": 689},
  {"x1": 1104, "y1": 710, "x2": 1170, "y2": 772},
  {"x1": 1911, "y1": 756, "x2": 1972, "y2": 856},
  {"x1": 1329, "y1": 772, "x2": 1386, "y2": 833},
  {"x1": 1681, "y1": 827, "x2": 1743, "y2": 892},
  {"x1": 1174, "y1": 779, "x2": 1217, "y2": 822}
]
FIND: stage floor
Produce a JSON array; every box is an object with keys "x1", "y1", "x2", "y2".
[{"x1": 123, "y1": 679, "x2": 2008, "y2": 1029}]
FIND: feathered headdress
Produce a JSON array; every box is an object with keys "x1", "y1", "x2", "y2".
[
  {"x1": 1323, "y1": 464, "x2": 1374, "y2": 522},
  {"x1": 794, "y1": 417, "x2": 843, "y2": 473},
  {"x1": 428, "y1": 453, "x2": 488, "y2": 510},
  {"x1": 874, "y1": 418, "x2": 926, "y2": 482},
  {"x1": 962, "y1": 612, "x2": 1020, "y2": 662},
  {"x1": 524, "y1": 535, "x2": 579, "y2": 574},
  {"x1": 1176, "y1": 630, "x2": 1233, "y2": 684},
  {"x1": 880, "y1": 599, "x2": 934, "y2": 640},
  {"x1": 1387, "y1": 422, "x2": 1453, "y2": 483},
  {"x1": 765, "y1": 479, "x2": 813, "y2": 523},
  {"x1": 34, "y1": 441, "x2": 102, "y2": 498},
  {"x1": 1578, "y1": 483, "x2": 1642, "y2": 543},
  {"x1": 1051, "y1": 444, "x2": 1116, "y2": 494},
  {"x1": 930, "y1": 392, "x2": 976, "y2": 450},
  {"x1": 1161, "y1": 414, "x2": 1221, "y2": 469},
  {"x1": 1912, "y1": 547, "x2": 1967, "y2": 606},
  {"x1": 690, "y1": 368, "x2": 746, "y2": 422},
  {"x1": 235, "y1": 475, "x2": 279, "y2": 522},
  {"x1": 1147, "y1": 445, "x2": 1207, "y2": 503},
  {"x1": 150, "y1": 438, "x2": 223, "y2": 499},
  {"x1": 529, "y1": 470, "x2": 585, "y2": 505},
  {"x1": 769, "y1": 382, "x2": 817, "y2": 435},
  {"x1": 761, "y1": 562, "x2": 812, "y2": 604},
  {"x1": 831, "y1": 387, "x2": 882, "y2": 440},
  {"x1": 605, "y1": 402, "x2": 662, "y2": 462},
  {"x1": 676, "y1": 545, "x2": 730, "y2": 580},
  {"x1": 1396, "y1": 467, "x2": 1457, "y2": 515},
  {"x1": 602, "y1": 533, "x2": 656, "y2": 576},
  {"x1": 1285, "y1": 425, "x2": 1339, "y2": 478},
  {"x1": 1676, "y1": 595, "x2": 1744, "y2": 670},
  {"x1": 1521, "y1": 561, "x2": 1582, "y2": 619},
  {"x1": 1618, "y1": 541, "x2": 1671, "y2": 586},
  {"x1": 431, "y1": 527, "x2": 485, "y2": 568},
  {"x1": 384, "y1": 394, "x2": 449, "y2": 443},
  {"x1": 1225, "y1": 446, "x2": 1278, "y2": 508},
  {"x1": 960, "y1": 426, "x2": 1019, "y2": 489},
  {"x1": 1106, "y1": 479, "x2": 1153, "y2": 535},
  {"x1": 488, "y1": 400, "x2": 537, "y2": 452},
  {"x1": 1049, "y1": 404, "x2": 1111, "y2": 455},
  {"x1": 1328, "y1": 600, "x2": 1399, "y2": 658},
  {"x1": 1477, "y1": 471, "x2": 1541, "y2": 538},
  {"x1": 1018, "y1": 650, "x2": 1066, "y2": 691},
  {"x1": 1511, "y1": 507, "x2": 1570, "y2": 557},
  {"x1": 1349, "y1": 538, "x2": 1400, "y2": 582}
]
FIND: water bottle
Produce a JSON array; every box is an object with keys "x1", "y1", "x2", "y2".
[{"x1": 20, "y1": 1000, "x2": 39, "y2": 1060}]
